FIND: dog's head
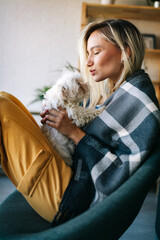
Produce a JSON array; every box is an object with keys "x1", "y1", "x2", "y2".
[
  {"x1": 60, "y1": 71, "x2": 90, "y2": 104},
  {"x1": 43, "y1": 71, "x2": 90, "y2": 109}
]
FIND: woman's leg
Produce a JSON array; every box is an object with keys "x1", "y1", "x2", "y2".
[{"x1": 0, "y1": 92, "x2": 72, "y2": 222}]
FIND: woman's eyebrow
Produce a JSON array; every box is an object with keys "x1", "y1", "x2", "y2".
[{"x1": 90, "y1": 45, "x2": 102, "y2": 51}]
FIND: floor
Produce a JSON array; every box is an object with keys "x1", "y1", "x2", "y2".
[
  {"x1": 120, "y1": 187, "x2": 158, "y2": 240},
  {"x1": 0, "y1": 173, "x2": 159, "y2": 240}
]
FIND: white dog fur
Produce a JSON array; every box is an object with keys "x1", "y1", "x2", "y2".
[{"x1": 41, "y1": 71, "x2": 104, "y2": 166}]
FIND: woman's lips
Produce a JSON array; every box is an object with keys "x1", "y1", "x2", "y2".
[{"x1": 90, "y1": 69, "x2": 96, "y2": 75}]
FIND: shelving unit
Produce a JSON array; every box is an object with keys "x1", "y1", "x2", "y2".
[{"x1": 81, "y1": 3, "x2": 160, "y2": 103}]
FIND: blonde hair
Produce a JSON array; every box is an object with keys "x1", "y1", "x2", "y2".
[{"x1": 78, "y1": 19, "x2": 145, "y2": 107}]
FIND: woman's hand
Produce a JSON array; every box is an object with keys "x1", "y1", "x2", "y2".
[{"x1": 40, "y1": 108, "x2": 86, "y2": 145}]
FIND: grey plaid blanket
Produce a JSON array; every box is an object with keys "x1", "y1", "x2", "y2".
[{"x1": 77, "y1": 70, "x2": 160, "y2": 206}]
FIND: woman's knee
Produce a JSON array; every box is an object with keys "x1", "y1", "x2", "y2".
[
  {"x1": 0, "y1": 91, "x2": 13, "y2": 100},
  {"x1": 0, "y1": 93, "x2": 13, "y2": 115},
  {"x1": 0, "y1": 91, "x2": 20, "y2": 107}
]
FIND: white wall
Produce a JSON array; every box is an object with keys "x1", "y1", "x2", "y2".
[
  {"x1": 0, "y1": 0, "x2": 149, "y2": 123},
  {"x1": 0, "y1": 0, "x2": 100, "y2": 114}
]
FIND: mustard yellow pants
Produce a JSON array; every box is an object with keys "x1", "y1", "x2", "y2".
[{"x1": 0, "y1": 92, "x2": 72, "y2": 222}]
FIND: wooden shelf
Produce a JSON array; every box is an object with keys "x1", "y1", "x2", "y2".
[
  {"x1": 81, "y1": 3, "x2": 160, "y2": 27},
  {"x1": 145, "y1": 49, "x2": 160, "y2": 56},
  {"x1": 153, "y1": 81, "x2": 160, "y2": 85}
]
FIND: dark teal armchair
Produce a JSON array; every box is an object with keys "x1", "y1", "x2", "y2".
[
  {"x1": 156, "y1": 180, "x2": 160, "y2": 239},
  {"x1": 0, "y1": 139, "x2": 160, "y2": 240}
]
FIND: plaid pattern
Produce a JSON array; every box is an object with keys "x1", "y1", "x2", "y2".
[{"x1": 77, "y1": 70, "x2": 160, "y2": 206}]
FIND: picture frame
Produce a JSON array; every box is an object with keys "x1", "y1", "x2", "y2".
[{"x1": 142, "y1": 34, "x2": 156, "y2": 49}]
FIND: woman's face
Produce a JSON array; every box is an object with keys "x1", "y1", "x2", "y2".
[{"x1": 86, "y1": 30, "x2": 123, "y2": 83}]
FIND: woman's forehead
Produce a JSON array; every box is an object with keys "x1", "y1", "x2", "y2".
[
  {"x1": 87, "y1": 31, "x2": 103, "y2": 49},
  {"x1": 87, "y1": 30, "x2": 111, "y2": 51}
]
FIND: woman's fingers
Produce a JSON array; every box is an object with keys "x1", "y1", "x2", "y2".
[
  {"x1": 48, "y1": 108, "x2": 66, "y2": 117},
  {"x1": 40, "y1": 108, "x2": 65, "y2": 125},
  {"x1": 40, "y1": 107, "x2": 85, "y2": 144},
  {"x1": 40, "y1": 109, "x2": 48, "y2": 118}
]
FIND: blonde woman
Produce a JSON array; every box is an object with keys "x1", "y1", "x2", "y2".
[{"x1": 0, "y1": 19, "x2": 160, "y2": 232}]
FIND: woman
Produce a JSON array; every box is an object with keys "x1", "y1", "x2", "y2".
[{"x1": 0, "y1": 19, "x2": 160, "y2": 226}]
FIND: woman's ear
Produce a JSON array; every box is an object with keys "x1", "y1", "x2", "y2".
[{"x1": 125, "y1": 45, "x2": 131, "y2": 58}]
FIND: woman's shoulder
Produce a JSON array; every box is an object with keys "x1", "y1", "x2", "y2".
[
  {"x1": 124, "y1": 69, "x2": 159, "y2": 108},
  {"x1": 126, "y1": 69, "x2": 150, "y2": 85}
]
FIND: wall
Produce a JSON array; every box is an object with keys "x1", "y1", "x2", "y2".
[
  {"x1": 0, "y1": 0, "x2": 99, "y2": 116},
  {"x1": 0, "y1": 0, "x2": 150, "y2": 123}
]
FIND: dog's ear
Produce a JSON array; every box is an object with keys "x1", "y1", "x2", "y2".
[
  {"x1": 78, "y1": 81, "x2": 90, "y2": 95},
  {"x1": 62, "y1": 86, "x2": 68, "y2": 100}
]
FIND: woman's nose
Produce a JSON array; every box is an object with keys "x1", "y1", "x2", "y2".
[{"x1": 86, "y1": 56, "x2": 93, "y2": 67}]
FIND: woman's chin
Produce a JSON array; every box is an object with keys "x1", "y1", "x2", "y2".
[{"x1": 93, "y1": 77, "x2": 106, "y2": 83}]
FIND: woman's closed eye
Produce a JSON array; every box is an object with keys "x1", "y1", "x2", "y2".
[
  {"x1": 93, "y1": 48, "x2": 102, "y2": 55},
  {"x1": 94, "y1": 51, "x2": 100, "y2": 55}
]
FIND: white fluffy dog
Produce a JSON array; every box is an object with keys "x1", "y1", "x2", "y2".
[{"x1": 41, "y1": 71, "x2": 104, "y2": 166}]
